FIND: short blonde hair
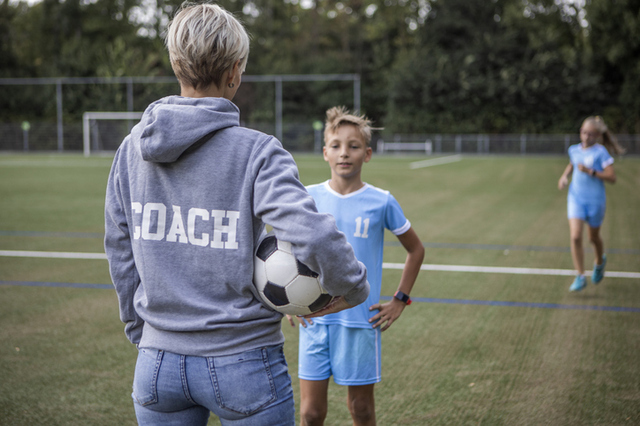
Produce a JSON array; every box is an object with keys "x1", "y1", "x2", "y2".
[
  {"x1": 324, "y1": 106, "x2": 376, "y2": 146},
  {"x1": 166, "y1": 2, "x2": 250, "y2": 90}
]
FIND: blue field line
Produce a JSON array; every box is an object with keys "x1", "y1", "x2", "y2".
[
  {"x1": 379, "y1": 296, "x2": 640, "y2": 313},
  {"x1": 2, "y1": 281, "x2": 638, "y2": 313},
  {"x1": 0, "y1": 230, "x2": 104, "y2": 239}
]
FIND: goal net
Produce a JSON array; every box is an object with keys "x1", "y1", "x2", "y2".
[{"x1": 83, "y1": 111, "x2": 143, "y2": 157}]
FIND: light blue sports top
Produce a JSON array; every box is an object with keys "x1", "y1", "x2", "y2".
[
  {"x1": 568, "y1": 143, "x2": 613, "y2": 204},
  {"x1": 307, "y1": 181, "x2": 411, "y2": 328}
]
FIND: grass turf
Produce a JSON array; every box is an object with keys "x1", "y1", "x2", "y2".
[{"x1": 1, "y1": 153, "x2": 639, "y2": 425}]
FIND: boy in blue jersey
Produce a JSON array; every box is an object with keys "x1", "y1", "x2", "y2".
[
  {"x1": 288, "y1": 106, "x2": 425, "y2": 425},
  {"x1": 558, "y1": 116, "x2": 624, "y2": 292}
]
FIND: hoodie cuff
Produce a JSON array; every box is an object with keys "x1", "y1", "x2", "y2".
[{"x1": 342, "y1": 277, "x2": 370, "y2": 307}]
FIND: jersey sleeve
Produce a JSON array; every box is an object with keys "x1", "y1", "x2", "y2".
[
  {"x1": 385, "y1": 193, "x2": 411, "y2": 235},
  {"x1": 599, "y1": 147, "x2": 614, "y2": 169}
]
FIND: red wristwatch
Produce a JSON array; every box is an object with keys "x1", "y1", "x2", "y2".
[{"x1": 394, "y1": 291, "x2": 412, "y2": 305}]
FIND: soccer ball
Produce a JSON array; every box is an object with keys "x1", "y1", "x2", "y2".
[{"x1": 254, "y1": 233, "x2": 334, "y2": 316}]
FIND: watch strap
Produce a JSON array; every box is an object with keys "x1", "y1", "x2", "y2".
[{"x1": 394, "y1": 291, "x2": 412, "y2": 305}]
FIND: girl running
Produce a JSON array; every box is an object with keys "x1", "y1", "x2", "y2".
[{"x1": 558, "y1": 116, "x2": 625, "y2": 291}]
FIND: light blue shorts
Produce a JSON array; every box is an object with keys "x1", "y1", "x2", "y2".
[
  {"x1": 567, "y1": 195, "x2": 606, "y2": 228},
  {"x1": 298, "y1": 323, "x2": 381, "y2": 386}
]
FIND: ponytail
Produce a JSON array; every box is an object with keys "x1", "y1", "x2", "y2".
[{"x1": 583, "y1": 116, "x2": 626, "y2": 156}]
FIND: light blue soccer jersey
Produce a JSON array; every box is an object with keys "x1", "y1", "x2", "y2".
[
  {"x1": 307, "y1": 181, "x2": 411, "y2": 329},
  {"x1": 568, "y1": 143, "x2": 613, "y2": 204}
]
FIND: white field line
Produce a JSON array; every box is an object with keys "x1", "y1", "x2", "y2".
[
  {"x1": 0, "y1": 160, "x2": 111, "y2": 168},
  {"x1": 385, "y1": 262, "x2": 640, "y2": 279},
  {"x1": 0, "y1": 250, "x2": 107, "y2": 260},
  {"x1": 409, "y1": 154, "x2": 463, "y2": 169},
  {"x1": 1, "y1": 250, "x2": 639, "y2": 279}
]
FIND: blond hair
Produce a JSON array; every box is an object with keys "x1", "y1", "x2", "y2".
[
  {"x1": 324, "y1": 106, "x2": 377, "y2": 146},
  {"x1": 582, "y1": 116, "x2": 625, "y2": 156},
  {"x1": 166, "y1": 2, "x2": 250, "y2": 90}
]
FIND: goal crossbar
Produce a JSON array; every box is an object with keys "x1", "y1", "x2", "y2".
[
  {"x1": 83, "y1": 111, "x2": 143, "y2": 157},
  {"x1": 377, "y1": 140, "x2": 433, "y2": 155}
]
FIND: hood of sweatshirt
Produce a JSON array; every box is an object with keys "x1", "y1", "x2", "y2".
[{"x1": 133, "y1": 96, "x2": 240, "y2": 163}]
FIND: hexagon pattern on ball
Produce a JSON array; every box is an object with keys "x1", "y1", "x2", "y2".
[{"x1": 254, "y1": 234, "x2": 334, "y2": 315}]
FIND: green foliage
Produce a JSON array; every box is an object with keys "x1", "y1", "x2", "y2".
[
  {"x1": 0, "y1": 0, "x2": 639, "y2": 134},
  {"x1": 386, "y1": 0, "x2": 596, "y2": 134},
  {"x1": 585, "y1": 0, "x2": 640, "y2": 133}
]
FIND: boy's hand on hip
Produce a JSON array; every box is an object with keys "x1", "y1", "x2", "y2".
[
  {"x1": 286, "y1": 314, "x2": 313, "y2": 328},
  {"x1": 368, "y1": 299, "x2": 405, "y2": 331}
]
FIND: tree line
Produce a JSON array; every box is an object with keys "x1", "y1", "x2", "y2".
[{"x1": 1, "y1": 0, "x2": 639, "y2": 136}]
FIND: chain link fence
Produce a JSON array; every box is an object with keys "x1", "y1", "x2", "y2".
[
  {"x1": 372, "y1": 133, "x2": 640, "y2": 156},
  {"x1": 1, "y1": 77, "x2": 638, "y2": 155},
  {"x1": 2, "y1": 120, "x2": 639, "y2": 155},
  {"x1": 0, "y1": 75, "x2": 359, "y2": 155}
]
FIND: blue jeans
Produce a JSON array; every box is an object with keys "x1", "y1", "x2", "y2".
[{"x1": 132, "y1": 345, "x2": 295, "y2": 425}]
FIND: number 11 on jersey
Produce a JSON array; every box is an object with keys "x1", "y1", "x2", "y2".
[{"x1": 354, "y1": 216, "x2": 369, "y2": 238}]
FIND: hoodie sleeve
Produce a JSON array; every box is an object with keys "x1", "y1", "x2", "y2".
[
  {"x1": 252, "y1": 137, "x2": 369, "y2": 307},
  {"x1": 104, "y1": 147, "x2": 145, "y2": 345}
]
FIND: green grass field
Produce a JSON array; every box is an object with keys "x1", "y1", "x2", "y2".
[{"x1": 1, "y1": 153, "x2": 639, "y2": 425}]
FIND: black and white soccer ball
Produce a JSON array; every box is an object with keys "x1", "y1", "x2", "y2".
[{"x1": 254, "y1": 233, "x2": 334, "y2": 316}]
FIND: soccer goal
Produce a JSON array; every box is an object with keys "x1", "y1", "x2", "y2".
[
  {"x1": 83, "y1": 111, "x2": 143, "y2": 157},
  {"x1": 376, "y1": 139, "x2": 433, "y2": 155}
]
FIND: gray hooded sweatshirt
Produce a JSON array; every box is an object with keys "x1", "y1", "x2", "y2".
[{"x1": 104, "y1": 96, "x2": 369, "y2": 357}]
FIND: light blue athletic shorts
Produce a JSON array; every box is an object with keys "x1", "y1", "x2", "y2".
[
  {"x1": 567, "y1": 195, "x2": 606, "y2": 228},
  {"x1": 298, "y1": 323, "x2": 381, "y2": 386}
]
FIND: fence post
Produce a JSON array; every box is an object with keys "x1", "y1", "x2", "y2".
[
  {"x1": 313, "y1": 120, "x2": 323, "y2": 153},
  {"x1": 127, "y1": 77, "x2": 134, "y2": 111},
  {"x1": 275, "y1": 77, "x2": 283, "y2": 143},
  {"x1": 83, "y1": 113, "x2": 90, "y2": 157},
  {"x1": 127, "y1": 78, "x2": 134, "y2": 130},
  {"x1": 353, "y1": 75, "x2": 361, "y2": 114},
  {"x1": 520, "y1": 134, "x2": 526, "y2": 155},
  {"x1": 425, "y1": 140, "x2": 433, "y2": 155},
  {"x1": 91, "y1": 120, "x2": 100, "y2": 153},
  {"x1": 56, "y1": 80, "x2": 63, "y2": 152},
  {"x1": 22, "y1": 121, "x2": 30, "y2": 152},
  {"x1": 435, "y1": 134, "x2": 442, "y2": 153}
]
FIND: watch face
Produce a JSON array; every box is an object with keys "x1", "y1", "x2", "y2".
[{"x1": 395, "y1": 292, "x2": 410, "y2": 303}]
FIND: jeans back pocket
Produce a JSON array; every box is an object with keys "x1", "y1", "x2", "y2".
[
  {"x1": 133, "y1": 348, "x2": 163, "y2": 406},
  {"x1": 208, "y1": 347, "x2": 277, "y2": 416}
]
